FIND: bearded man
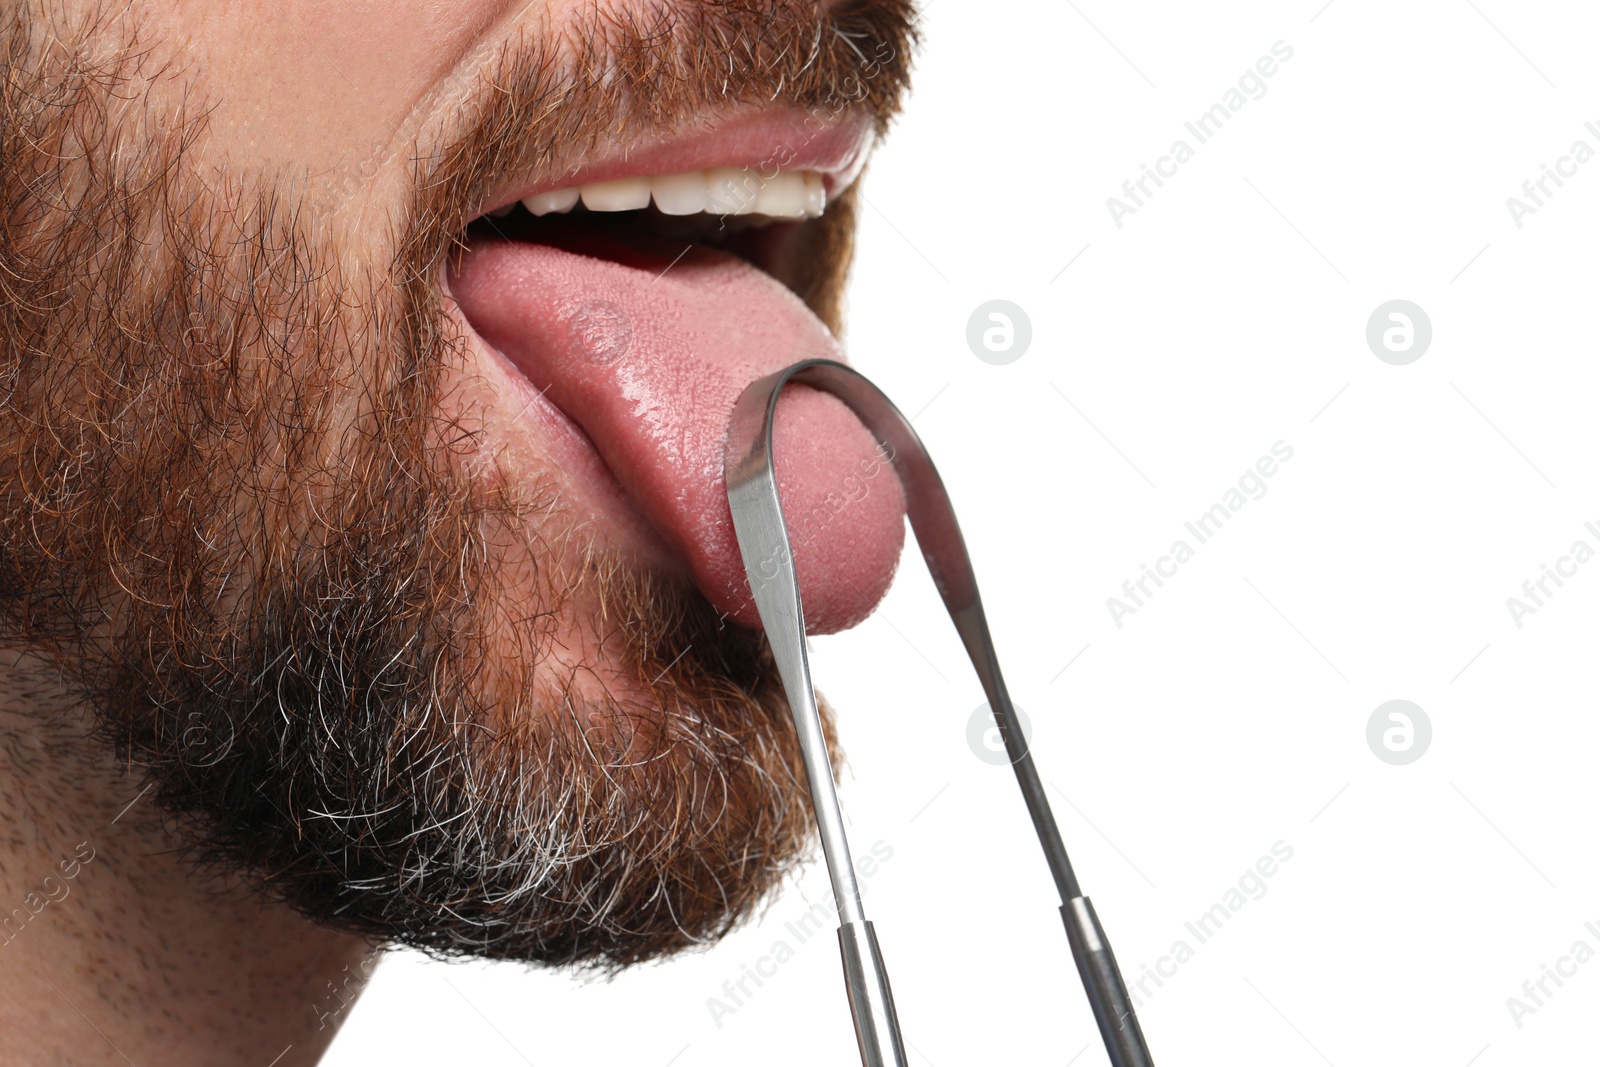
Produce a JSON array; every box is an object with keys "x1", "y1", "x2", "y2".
[{"x1": 0, "y1": 0, "x2": 916, "y2": 1062}]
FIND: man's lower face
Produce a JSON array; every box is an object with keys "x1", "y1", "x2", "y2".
[{"x1": 0, "y1": 0, "x2": 914, "y2": 966}]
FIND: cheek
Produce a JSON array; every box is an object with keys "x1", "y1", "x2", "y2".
[{"x1": 146, "y1": 0, "x2": 521, "y2": 200}]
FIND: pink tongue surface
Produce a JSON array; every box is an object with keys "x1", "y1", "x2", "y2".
[{"x1": 448, "y1": 225, "x2": 905, "y2": 634}]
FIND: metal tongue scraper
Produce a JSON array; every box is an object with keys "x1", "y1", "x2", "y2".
[{"x1": 723, "y1": 359, "x2": 1155, "y2": 1067}]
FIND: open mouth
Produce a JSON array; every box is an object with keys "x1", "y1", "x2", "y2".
[
  {"x1": 461, "y1": 165, "x2": 826, "y2": 299},
  {"x1": 444, "y1": 110, "x2": 907, "y2": 635}
]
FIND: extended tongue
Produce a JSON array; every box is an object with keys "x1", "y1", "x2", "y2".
[{"x1": 447, "y1": 227, "x2": 905, "y2": 633}]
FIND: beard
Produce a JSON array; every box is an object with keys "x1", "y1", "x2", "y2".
[{"x1": 0, "y1": 0, "x2": 914, "y2": 968}]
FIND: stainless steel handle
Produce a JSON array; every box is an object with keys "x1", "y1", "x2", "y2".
[
  {"x1": 725, "y1": 359, "x2": 1156, "y2": 1067},
  {"x1": 1063, "y1": 897, "x2": 1155, "y2": 1067},
  {"x1": 838, "y1": 921, "x2": 909, "y2": 1067}
]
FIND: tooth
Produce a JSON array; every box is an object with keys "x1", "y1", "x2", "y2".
[
  {"x1": 520, "y1": 170, "x2": 824, "y2": 220},
  {"x1": 522, "y1": 187, "x2": 579, "y2": 216},
  {"x1": 651, "y1": 170, "x2": 709, "y2": 216},
  {"x1": 486, "y1": 203, "x2": 514, "y2": 218},
  {"x1": 580, "y1": 177, "x2": 651, "y2": 211},
  {"x1": 802, "y1": 172, "x2": 825, "y2": 217},
  {"x1": 753, "y1": 171, "x2": 807, "y2": 217},
  {"x1": 706, "y1": 167, "x2": 760, "y2": 215}
]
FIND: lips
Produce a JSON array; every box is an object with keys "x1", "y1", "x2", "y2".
[{"x1": 444, "y1": 111, "x2": 906, "y2": 633}]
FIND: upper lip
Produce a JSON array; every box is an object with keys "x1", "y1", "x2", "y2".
[{"x1": 475, "y1": 107, "x2": 877, "y2": 217}]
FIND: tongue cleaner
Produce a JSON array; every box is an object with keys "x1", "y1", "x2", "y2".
[{"x1": 724, "y1": 360, "x2": 1156, "y2": 1067}]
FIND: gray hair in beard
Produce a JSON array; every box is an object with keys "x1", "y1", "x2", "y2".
[{"x1": 0, "y1": 0, "x2": 913, "y2": 966}]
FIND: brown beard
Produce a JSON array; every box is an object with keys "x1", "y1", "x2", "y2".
[{"x1": 0, "y1": 0, "x2": 915, "y2": 968}]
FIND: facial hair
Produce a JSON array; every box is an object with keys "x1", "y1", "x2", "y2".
[{"x1": 0, "y1": 0, "x2": 915, "y2": 967}]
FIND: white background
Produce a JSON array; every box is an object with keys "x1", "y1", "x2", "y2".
[{"x1": 327, "y1": 1, "x2": 1600, "y2": 1063}]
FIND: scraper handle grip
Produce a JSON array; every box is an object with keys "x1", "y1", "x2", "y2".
[
  {"x1": 1062, "y1": 897, "x2": 1155, "y2": 1067},
  {"x1": 838, "y1": 920, "x2": 909, "y2": 1067}
]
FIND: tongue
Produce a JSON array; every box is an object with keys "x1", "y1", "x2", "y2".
[{"x1": 447, "y1": 223, "x2": 905, "y2": 634}]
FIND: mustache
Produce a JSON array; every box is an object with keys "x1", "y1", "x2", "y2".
[{"x1": 396, "y1": 0, "x2": 918, "y2": 261}]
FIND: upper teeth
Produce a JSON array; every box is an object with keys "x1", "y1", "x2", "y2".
[{"x1": 511, "y1": 168, "x2": 826, "y2": 219}]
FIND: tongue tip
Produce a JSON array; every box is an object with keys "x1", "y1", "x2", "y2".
[
  {"x1": 799, "y1": 528, "x2": 906, "y2": 634},
  {"x1": 707, "y1": 514, "x2": 906, "y2": 636},
  {"x1": 707, "y1": 387, "x2": 909, "y2": 635}
]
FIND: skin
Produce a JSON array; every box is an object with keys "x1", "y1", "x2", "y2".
[
  {"x1": 0, "y1": 1, "x2": 915, "y2": 1063},
  {"x1": 0, "y1": 7, "x2": 511, "y2": 1057},
  {"x1": 0, "y1": 655, "x2": 373, "y2": 1067}
]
